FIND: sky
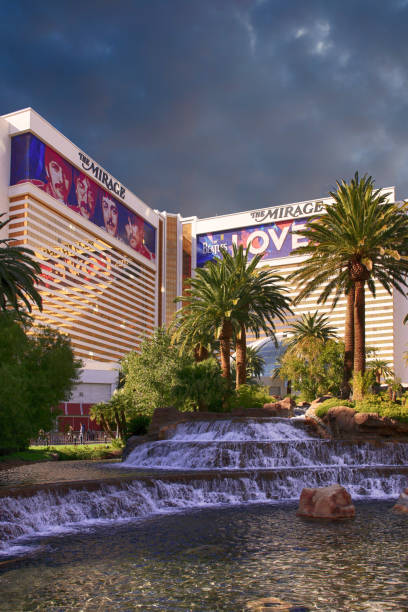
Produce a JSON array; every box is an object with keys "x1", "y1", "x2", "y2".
[{"x1": 1, "y1": 0, "x2": 408, "y2": 217}]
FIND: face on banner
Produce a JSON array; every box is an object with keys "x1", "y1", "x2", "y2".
[
  {"x1": 196, "y1": 219, "x2": 310, "y2": 267},
  {"x1": 10, "y1": 133, "x2": 156, "y2": 260}
]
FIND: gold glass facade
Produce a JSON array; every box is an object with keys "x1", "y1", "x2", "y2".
[
  {"x1": 165, "y1": 215, "x2": 178, "y2": 324},
  {"x1": 9, "y1": 192, "x2": 157, "y2": 363}
]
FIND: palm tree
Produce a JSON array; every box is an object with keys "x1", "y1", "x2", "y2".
[
  {"x1": 368, "y1": 358, "x2": 394, "y2": 385},
  {"x1": 231, "y1": 344, "x2": 266, "y2": 383},
  {"x1": 285, "y1": 311, "x2": 338, "y2": 357},
  {"x1": 0, "y1": 215, "x2": 42, "y2": 314},
  {"x1": 289, "y1": 173, "x2": 408, "y2": 398},
  {"x1": 220, "y1": 244, "x2": 291, "y2": 387},
  {"x1": 171, "y1": 308, "x2": 216, "y2": 362},
  {"x1": 175, "y1": 245, "x2": 291, "y2": 385},
  {"x1": 175, "y1": 257, "x2": 238, "y2": 380}
]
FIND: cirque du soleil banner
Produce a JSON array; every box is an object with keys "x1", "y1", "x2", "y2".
[
  {"x1": 196, "y1": 219, "x2": 310, "y2": 267},
  {"x1": 10, "y1": 133, "x2": 156, "y2": 260}
]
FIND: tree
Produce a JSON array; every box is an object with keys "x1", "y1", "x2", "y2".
[
  {"x1": 274, "y1": 339, "x2": 344, "y2": 402},
  {"x1": 289, "y1": 173, "x2": 408, "y2": 399},
  {"x1": 220, "y1": 245, "x2": 292, "y2": 387},
  {"x1": 121, "y1": 328, "x2": 190, "y2": 416},
  {"x1": 175, "y1": 245, "x2": 291, "y2": 386},
  {"x1": 0, "y1": 313, "x2": 81, "y2": 451},
  {"x1": 368, "y1": 358, "x2": 394, "y2": 385},
  {"x1": 174, "y1": 260, "x2": 236, "y2": 380},
  {"x1": 284, "y1": 311, "x2": 338, "y2": 357},
  {"x1": 90, "y1": 390, "x2": 131, "y2": 439},
  {"x1": 0, "y1": 215, "x2": 42, "y2": 314},
  {"x1": 232, "y1": 345, "x2": 266, "y2": 383}
]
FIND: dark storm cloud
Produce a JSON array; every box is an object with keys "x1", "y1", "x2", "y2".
[{"x1": 1, "y1": 0, "x2": 408, "y2": 216}]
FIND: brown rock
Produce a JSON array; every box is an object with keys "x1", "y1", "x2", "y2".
[
  {"x1": 327, "y1": 406, "x2": 357, "y2": 436},
  {"x1": 309, "y1": 395, "x2": 334, "y2": 412},
  {"x1": 393, "y1": 488, "x2": 408, "y2": 513},
  {"x1": 263, "y1": 397, "x2": 295, "y2": 418},
  {"x1": 297, "y1": 484, "x2": 355, "y2": 519}
]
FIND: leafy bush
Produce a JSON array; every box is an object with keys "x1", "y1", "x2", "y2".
[
  {"x1": 275, "y1": 340, "x2": 344, "y2": 403},
  {"x1": 315, "y1": 398, "x2": 355, "y2": 418},
  {"x1": 173, "y1": 358, "x2": 229, "y2": 412},
  {"x1": 227, "y1": 384, "x2": 272, "y2": 411},
  {"x1": 127, "y1": 415, "x2": 151, "y2": 436},
  {"x1": 0, "y1": 313, "x2": 81, "y2": 452},
  {"x1": 314, "y1": 394, "x2": 408, "y2": 423}
]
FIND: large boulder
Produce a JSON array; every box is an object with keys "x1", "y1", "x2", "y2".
[
  {"x1": 263, "y1": 396, "x2": 296, "y2": 418},
  {"x1": 122, "y1": 434, "x2": 152, "y2": 461},
  {"x1": 393, "y1": 488, "x2": 408, "y2": 514},
  {"x1": 297, "y1": 484, "x2": 355, "y2": 519}
]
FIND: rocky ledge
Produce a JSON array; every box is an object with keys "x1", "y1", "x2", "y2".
[{"x1": 305, "y1": 400, "x2": 408, "y2": 441}]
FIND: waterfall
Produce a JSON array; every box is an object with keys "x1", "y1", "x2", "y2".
[{"x1": 1, "y1": 417, "x2": 407, "y2": 557}]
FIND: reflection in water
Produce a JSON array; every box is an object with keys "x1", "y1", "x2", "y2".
[{"x1": 1, "y1": 501, "x2": 408, "y2": 611}]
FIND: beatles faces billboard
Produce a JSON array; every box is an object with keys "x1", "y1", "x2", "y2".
[
  {"x1": 10, "y1": 133, "x2": 156, "y2": 260},
  {"x1": 196, "y1": 219, "x2": 310, "y2": 267}
]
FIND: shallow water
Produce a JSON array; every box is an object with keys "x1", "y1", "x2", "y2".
[{"x1": 1, "y1": 501, "x2": 408, "y2": 611}]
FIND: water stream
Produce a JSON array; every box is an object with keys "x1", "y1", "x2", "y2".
[{"x1": 1, "y1": 417, "x2": 407, "y2": 559}]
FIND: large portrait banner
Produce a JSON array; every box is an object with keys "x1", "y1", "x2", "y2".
[{"x1": 10, "y1": 133, "x2": 156, "y2": 260}]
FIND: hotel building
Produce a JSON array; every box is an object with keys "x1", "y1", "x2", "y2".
[{"x1": 1, "y1": 108, "x2": 407, "y2": 427}]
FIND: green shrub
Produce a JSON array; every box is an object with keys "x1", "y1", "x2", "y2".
[
  {"x1": 127, "y1": 415, "x2": 151, "y2": 436},
  {"x1": 314, "y1": 394, "x2": 408, "y2": 423},
  {"x1": 227, "y1": 384, "x2": 272, "y2": 411},
  {"x1": 315, "y1": 397, "x2": 355, "y2": 418}
]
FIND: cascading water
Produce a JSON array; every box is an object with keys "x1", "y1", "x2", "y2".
[{"x1": 1, "y1": 417, "x2": 407, "y2": 557}]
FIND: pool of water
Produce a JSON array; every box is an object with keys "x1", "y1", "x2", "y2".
[{"x1": 1, "y1": 501, "x2": 407, "y2": 611}]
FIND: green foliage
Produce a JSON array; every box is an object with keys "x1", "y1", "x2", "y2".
[
  {"x1": 314, "y1": 393, "x2": 408, "y2": 423},
  {"x1": 227, "y1": 384, "x2": 272, "y2": 411},
  {"x1": 122, "y1": 328, "x2": 189, "y2": 416},
  {"x1": 0, "y1": 313, "x2": 82, "y2": 452},
  {"x1": 351, "y1": 370, "x2": 376, "y2": 400},
  {"x1": 315, "y1": 398, "x2": 355, "y2": 418},
  {"x1": 0, "y1": 215, "x2": 42, "y2": 315},
  {"x1": 285, "y1": 311, "x2": 338, "y2": 356},
  {"x1": 173, "y1": 358, "x2": 229, "y2": 412},
  {"x1": 276, "y1": 340, "x2": 344, "y2": 403},
  {"x1": 127, "y1": 415, "x2": 151, "y2": 436},
  {"x1": 174, "y1": 244, "x2": 291, "y2": 383},
  {"x1": 0, "y1": 444, "x2": 120, "y2": 463}
]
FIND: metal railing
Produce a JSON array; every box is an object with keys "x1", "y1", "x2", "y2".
[{"x1": 31, "y1": 431, "x2": 113, "y2": 446}]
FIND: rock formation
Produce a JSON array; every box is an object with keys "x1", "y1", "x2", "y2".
[
  {"x1": 297, "y1": 484, "x2": 355, "y2": 519},
  {"x1": 393, "y1": 488, "x2": 408, "y2": 513}
]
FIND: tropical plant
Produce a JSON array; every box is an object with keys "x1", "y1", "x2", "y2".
[
  {"x1": 231, "y1": 345, "x2": 266, "y2": 384},
  {"x1": 284, "y1": 311, "x2": 338, "y2": 357},
  {"x1": 227, "y1": 384, "x2": 272, "y2": 411},
  {"x1": 90, "y1": 390, "x2": 131, "y2": 439},
  {"x1": 367, "y1": 358, "x2": 394, "y2": 385},
  {"x1": 289, "y1": 172, "x2": 408, "y2": 399},
  {"x1": 0, "y1": 215, "x2": 42, "y2": 314},
  {"x1": 175, "y1": 245, "x2": 291, "y2": 387},
  {"x1": 220, "y1": 245, "x2": 291, "y2": 387},
  {"x1": 173, "y1": 357, "x2": 229, "y2": 412},
  {"x1": 274, "y1": 339, "x2": 344, "y2": 402},
  {"x1": 171, "y1": 308, "x2": 216, "y2": 362}
]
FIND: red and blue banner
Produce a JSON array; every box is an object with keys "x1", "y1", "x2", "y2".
[{"x1": 10, "y1": 133, "x2": 156, "y2": 260}]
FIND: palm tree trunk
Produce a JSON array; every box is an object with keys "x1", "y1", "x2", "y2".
[
  {"x1": 235, "y1": 324, "x2": 247, "y2": 388},
  {"x1": 219, "y1": 319, "x2": 232, "y2": 379},
  {"x1": 194, "y1": 343, "x2": 209, "y2": 362},
  {"x1": 353, "y1": 279, "x2": 366, "y2": 374},
  {"x1": 340, "y1": 286, "x2": 354, "y2": 398}
]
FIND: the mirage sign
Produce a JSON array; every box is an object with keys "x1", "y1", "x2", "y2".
[{"x1": 196, "y1": 218, "x2": 310, "y2": 267}]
